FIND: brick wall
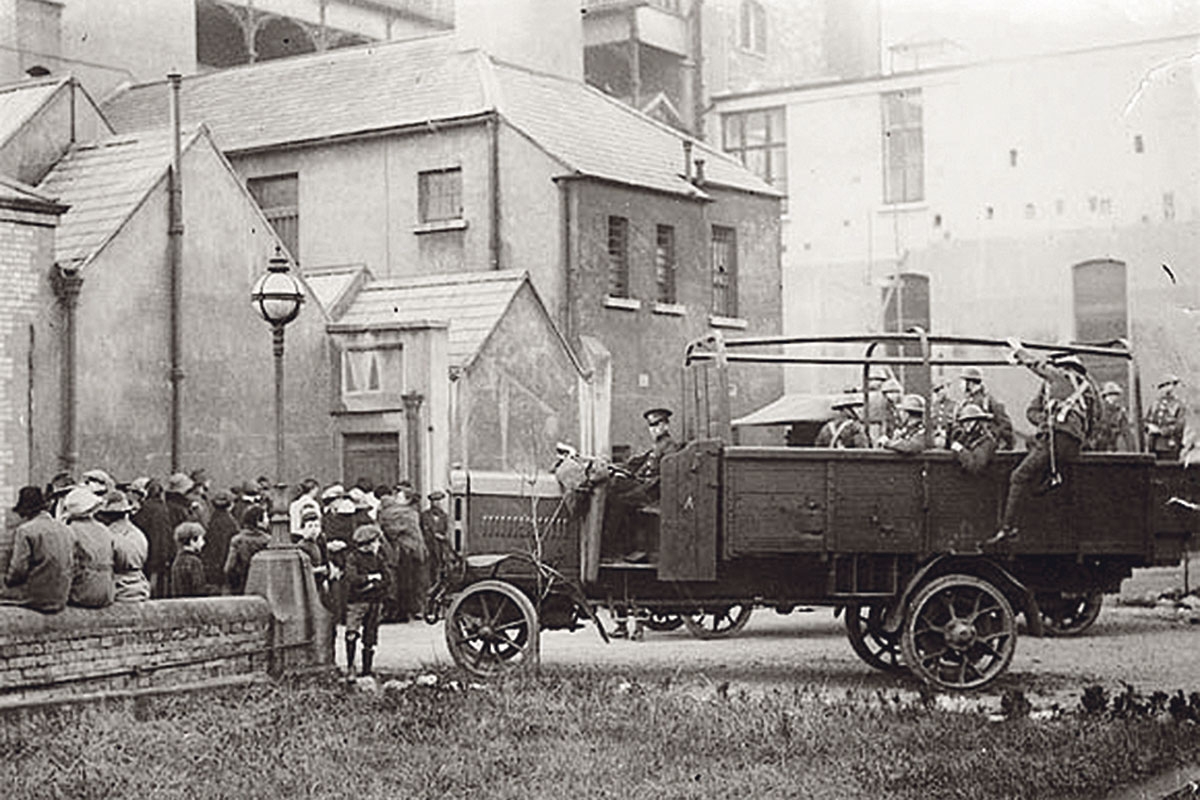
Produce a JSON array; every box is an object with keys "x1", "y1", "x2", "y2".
[{"x1": 0, "y1": 597, "x2": 273, "y2": 709}]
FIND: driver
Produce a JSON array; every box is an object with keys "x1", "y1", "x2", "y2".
[{"x1": 605, "y1": 408, "x2": 682, "y2": 563}]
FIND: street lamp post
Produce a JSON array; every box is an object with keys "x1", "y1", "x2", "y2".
[
  {"x1": 245, "y1": 247, "x2": 333, "y2": 673},
  {"x1": 250, "y1": 247, "x2": 305, "y2": 546}
]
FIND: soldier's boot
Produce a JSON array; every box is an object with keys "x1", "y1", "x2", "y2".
[
  {"x1": 344, "y1": 636, "x2": 358, "y2": 677},
  {"x1": 361, "y1": 648, "x2": 374, "y2": 677}
]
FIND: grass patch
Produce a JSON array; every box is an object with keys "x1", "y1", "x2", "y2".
[{"x1": 1, "y1": 668, "x2": 1198, "y2": 799}]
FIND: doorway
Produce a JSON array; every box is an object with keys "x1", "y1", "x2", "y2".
[{"x1": 342, "y1": 433, "x2": 400, "y2": 490}]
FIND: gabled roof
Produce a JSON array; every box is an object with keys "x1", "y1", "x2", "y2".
[
  {"x1": 0, "y1": 173, "x2": 67, "y2": 214},
  {"x1": 0, "y1": 77, "x2": 67, "y2": 149},
  {"x1": 36, "y1": 128, "x2": 202, "y2": 269},
  {"x1": 331, "y1": 269, "x2": 577, "y2": 372},
  {"x1": 101, "y1": 35, "x2": 777, "y2": 199}
]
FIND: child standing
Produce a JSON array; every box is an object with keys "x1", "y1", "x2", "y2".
[
  {"x1": 344, "y1": 524, "x2": 390, "y2": 677},
  {"x1": 170, "y1": 522, "x2": 216, "y2": 597}
]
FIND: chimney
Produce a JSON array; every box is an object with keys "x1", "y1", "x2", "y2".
[
  {"x1": 683, "y1": 140, "x2": 693, "y2": 182},
  {"x1": 693, "y1": 158, "x2": 706, "y2": 186}
]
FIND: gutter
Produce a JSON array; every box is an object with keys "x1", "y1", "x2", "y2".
[
  {"x1": 488, "y1": 112, "x2": 501, "y2": 269},
  {"x1": 226, "y1": 112, "x2": 495, "y2": 158}
]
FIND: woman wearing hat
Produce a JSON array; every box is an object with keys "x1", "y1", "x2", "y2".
[
  {"x1": 4, "y1": 486, "x2": 72, "y2": 613},
  {"x1": 63, "y1": 486, "x2": 115, "y2": 608},
  {"x1": 97, "y1": 490, "x2": 150, "y2": 603}
]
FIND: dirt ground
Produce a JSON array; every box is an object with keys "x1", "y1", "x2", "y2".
[{"x1": 370, "y1": 562, "x2": 1200, "y2": 710}]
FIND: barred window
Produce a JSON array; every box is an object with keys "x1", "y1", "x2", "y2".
[
  {"x1": 655, "y1": 225, "x2": 676, "y2": 304},
  {"x1": 418, "y1": 167, "x2": 462, "y2": 222},
  {"x1": 882, "y1": 89, "x2": 924, "y2": 204},
  {"x1": 711, "y1": 225, "x2": 737, "y2": 317},
  {"x1": 247, "y1": 173, "x2": 299, "y2": 261},
  {"x1": 607, "y1": 216, "x2": 630, "y2": 297}
]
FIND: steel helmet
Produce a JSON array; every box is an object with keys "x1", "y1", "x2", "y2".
[
  {"x1": 1050, "y1": 354, "x2": 1086, "y2": 373},
  {"x1": 960, "y1": 366, "x2": 984, "y2": 382},
  {"x1": 831, "y1": 394, "x2": 864, "y2": 410},
  {"x1": 1157, "y1": 374, "x2": 1181, "y2": 389},
  {"x1": 899, "y1": 394, "x2": 926, "y2": 414},
  {"x1": 1101, "y1": 381, "x2": 1122, "y2": 397},
  {"x1": 956, "y1": 402, "x2": 993, "y2": 423}
]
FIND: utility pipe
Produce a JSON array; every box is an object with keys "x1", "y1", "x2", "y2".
[{"x1": 168, "y1": 73, "x2": 184, "y2": 472}]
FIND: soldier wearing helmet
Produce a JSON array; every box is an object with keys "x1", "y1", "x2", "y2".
[
  {"x1": 1144, "y1": 375, "x2": 1186, "y2": 461},
  {"x1": 951, "y1": 366, "x2": 1014, "y2": 450},
  {"x1": 878, "y1": 394, "x2": 927, "y2": 454},
  {"x1": 871, "y1": 377, "x2": 905, "y2": 442},
  {"x1": 948, "y1": 403, "x2": 997, "y2": 475},
  {"x1": 815, "y1": 394, "x2": 870, "y2": 449},
  {"x1": 986, "y1": 341, "x2": 1100, "y2": 547},
  {"x1": 929, "y1": 375, "x2": 956, "y2": 448},
  {"x1": 1088, "y1": 381, "x2": 1134, "y2": 452}
]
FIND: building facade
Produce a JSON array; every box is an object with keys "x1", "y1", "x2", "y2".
[{"x1": 712, "y1": 33, "x2": 1200, "y2": 431}]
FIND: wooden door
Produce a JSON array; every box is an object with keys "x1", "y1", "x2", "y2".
[{"x1": 342, "y1": 433, "x2": 400, "y2": 489}]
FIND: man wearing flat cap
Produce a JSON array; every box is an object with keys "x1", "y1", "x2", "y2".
[{"x1": 1145, "y1": 374, "x2": 1186, "y2": 461}]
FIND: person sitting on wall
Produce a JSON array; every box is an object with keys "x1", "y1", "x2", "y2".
[
  {"x1": 4, "y1": 486, "x2": 72, "y2": 613},
  {"x1": 98, "y1": 489, "x2": 150, "y2": 603},
  {"x1": 815, "y1": 394, "x2": 870, "y2": 448},
  {"x1": 877, "y1": 394, "x2": 928, "y2": 454},
  {"x1": 948, "y1": 403, "x2": 998, "y2": 476},
  {"x1": 64, "y1": 487, "x2": 115, "y2": 609},
  {"x1": 604, "y1": 407, "x2": 683, "y2": 562}
]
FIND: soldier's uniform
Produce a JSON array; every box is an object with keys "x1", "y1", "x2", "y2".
[
  {"x1": 951, "y1": 367, "x2": 1015, "y2": 450},
  {"x1": 1088, "y1": 382, "x2": 1133, "y2": 452},
  {"x1": 948, "y1": 403, "x2": 997, "y2": 476},
  {"x1": 605, "y1": 407, "x2": 682, "y2": 562},
  {"x1": 1145, "y1": 376, "x2": 1186, "y2": 461},
  {"x1": 930, "y1": 380, "x2": 956, "y2": 448},
  {"x1": 879, "y1": 394, "x2": 927, "y2": 454},
  {"x1": 989, "y1": 345, "x2": 1099, "y2": 545},
  {"x1": 815, "y1": 396, "x2": 869, "y2": 448}
]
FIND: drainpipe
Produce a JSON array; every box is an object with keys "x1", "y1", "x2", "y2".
[
  {"x1": 168, "y1": 73, "x2": 184, "y2": 472},
  {"x1": 488, "y1": 113, "x2": 501, "y2": 269},
  {"x1": 53, "y1": 266, "x2": 83, "y2": 474},
  {"x1": 691, "y1": 0, "x2": 705, "y2": 138},
  {"x1": 402, "y1": 392, "x2": 424, "y2": 496},
  {"x1": 629, "y1": 8, "x2": 641, "y2": 109}
]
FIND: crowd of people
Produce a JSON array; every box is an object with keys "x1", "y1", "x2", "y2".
[{"x1": 1, "y1": 469, "x2": 452, "y2": 676}]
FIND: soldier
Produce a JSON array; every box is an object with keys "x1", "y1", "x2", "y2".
[
  {"x1": 605, "y1": 407, "x2": 682, "y2": 562},
  {"x1": 1089, "y1": 381, "x2": 1134, "y2": 452},
  {"x1": 948, "y1": 403, "x2": 997, "y2": 475},
  {"x1": 1145, "y1": 375, "x2": 1187, "y2": 461},
  {"x1": 953, "y1": 366, "x2": 1014, "y2": 449},
  {"x1": 868, "y1": 377, "x2": 905, "y2": 442},
  {"x1": 815, "y1": 395, "x2": 870, "y2": 448},
  {"x1": 986, "y1": 342, "x2": 1099, "y2": 547},
  {"x1": 878, "y1": 394, "x2": 927, "y2": 454},
  {"x1": 930, "y1": 376, "x2": 956, "y2": 448}
]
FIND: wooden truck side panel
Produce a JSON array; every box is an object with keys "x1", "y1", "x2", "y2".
[{"x1": 659, "y1": 440, "x2": 720, "y2": 581}]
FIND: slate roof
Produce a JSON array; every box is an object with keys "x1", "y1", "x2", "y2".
[
  {"x1": 101, "y1": 35, "x2": 776, "y2": 199},
  {"x1": 0, "y1": 173, "x2": 65, "y2": 211},
  {"x1": 0, "y1": 77, "x2": 66, "y2": 148},
  {"x1": 333, "y1": 269, "x2": 536, "y2": 369},
  {"x1": 36, "y1": 129, "x2": 199, "y2": 269}
]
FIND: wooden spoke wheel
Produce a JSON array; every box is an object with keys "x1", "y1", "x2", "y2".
[
  {"x1": 444, "y1": 580, "x2": 539, "y2": 678},
  {"x1": 845, "y1": 603, "x2": 906, "y2": 673},
  {"x1": 644, "y1": 612, "x2": 684, "y2": 632},
  {"x1": 683, "y1": 604, "x2": 753, "y2": 640},
  {"x1": 1039, "y1": 590, "x2": 1103, "y2": 636},
  {"x1": 901, "y1": 574, "x2": 1016, "y2": 691}
]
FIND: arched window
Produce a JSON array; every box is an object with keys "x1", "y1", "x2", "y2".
[
  {"x1": 254, "y1": 16, "x2": 316, "y2": 62},
  {"x1": 739, "y1": 0, "x2": 767, "y2": 53},
  {"x1": 196, "y1": 0, "x2": 249, "y2": 69}
]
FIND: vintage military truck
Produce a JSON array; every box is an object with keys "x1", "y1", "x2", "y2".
[{"x1": 432, "y1": 332, "x2": 1195, "y2": 690}]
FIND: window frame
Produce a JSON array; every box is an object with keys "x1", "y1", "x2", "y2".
[
  {"x1": 710, "y1": 224, "x2": 738, "y2": 318},
  {"x1": 882, "y1": 89, "x2": 924, "y2": 204},
  {"x1": 720, "y1": 107, "x2": 787, "y2": 202},
  {"x1": 247, "y1": 172, "x2": 299, "y2": 262},
  {"x1": 655, "y1": 224, "x2": 676, "y2": 305},
  {"x1": 418, "y1": 167, "x2": 463, "y2": 223},
  {"x1": 607, "y1": 215, "x2": 630, "y2": 299}
]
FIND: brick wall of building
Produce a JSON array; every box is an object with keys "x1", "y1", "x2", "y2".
[
  {"x1": 0, "y1": 597, "x2": 273, "y2": 709},
  {"x1": 0, "y1": 207, "x2": 58, "y2": 515}
]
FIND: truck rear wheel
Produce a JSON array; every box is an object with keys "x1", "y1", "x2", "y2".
[
  {"x1": 1039, "y1": 590, "x2": 1103, "y2": 636},
  {"x1": 444, "y1": 579, "x2": 539, "y2": 678},
  {"x1": 901, "y1": 573, "x2": 1016, "y2": 691},
  {"x1": 845, "y1": 603, "x2": 906, "y2": 673},
  {"x1": 683, "y1": 604, "x2": 752, "y2": 639}
]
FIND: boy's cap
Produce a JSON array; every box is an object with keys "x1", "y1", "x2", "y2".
[
  {"x1": 428, "y1": 490, "x2": 446, "y2": 501},
  {"x1": 353, "y1": 524, "x2": 381, "y2": 544},
  {"x1": 332, "y1": 497, "x2": 356, "y2": 515},
  {"x1": 166, "y1": 472, "x2": 194, "y2": 495},
  {"x1": 211, "y1": 491, "x2": 233, "y2": 508},
  {"x1": 301, "y1": 508, "x2": 321, "y2": 523},
  {"x1": 320, "y1": 483, "x2": 345, "y2": 502}
]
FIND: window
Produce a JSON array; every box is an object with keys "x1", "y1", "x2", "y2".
[
  {"x1": 418, "y1": 168, "x2": 462, "y2": 223},
  {"x1": 607, "y1": 216, "x2": 629, "y2": 297},
  {"x1": 711, "y1": 225, "x2": 737, "y2": 318},
  {"x1": 655, "y1": 225, "x2": 676, "y2": 304},
  {"x1": 882, "y1": 89, "x2": 923, "y2": 204},
  {"x1": 343, "y1": 349, "x2": 382, "y2": 395},
  {"x1": 247, "y1": 173, "x2": 299, "y2": 261},
  {"x1": 721, "y1": 107, "x2": 787, "y2": 200},
  {"x1": 739, "y1": 0, "x2": 766, "y2": 53},
  {"x1": 1073, "y1": 260, "x2": 1128, "y2": 387}
]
